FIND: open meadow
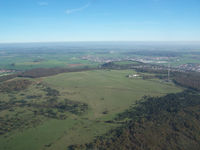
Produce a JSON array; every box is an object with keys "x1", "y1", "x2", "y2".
[{"x1": 0, "y1": 69, "x2": 182, "y2": 150}]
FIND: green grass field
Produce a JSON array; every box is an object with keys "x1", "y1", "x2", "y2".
[
  {"x1": 0, "y1": 70, "x2": 182, "y2": 150},
  {"x1": 0, "y1": 53, "x2": 99, "y2": 70}
]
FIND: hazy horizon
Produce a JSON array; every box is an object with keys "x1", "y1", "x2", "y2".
[{"x1": 1, "y1": 41, "x2": 200, "y2": 53}]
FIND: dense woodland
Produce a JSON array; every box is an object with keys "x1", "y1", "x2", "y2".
[
  {"x1": 0, "y1": 79, "x2": 32, "y2": 92},
  {"x1": 18, "y1": 67, "x2": 94, "y2": 78},
  {"x1": 0, "y1": 67, "x2": 95, "y2": 82},
  {"x1": 173, "y1": 72, "x2": 200, "y2": 91},
  {"x1": 0, "y1": 74, "x2": 18, "y2": 82},
  {"x1": 69, "y1": 90, "x2": 200, "y2": 150},
  {"x1": 101, "y1": 61, "x2": 143, "y2": 70}
]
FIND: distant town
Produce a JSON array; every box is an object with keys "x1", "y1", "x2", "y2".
[{"x1": 81, "y1": 55, "x2": 200, "y2": 72}]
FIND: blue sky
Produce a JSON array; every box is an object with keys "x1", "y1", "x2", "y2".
[{"x1": 0, "y1": 0, "x2": 200, "y2": 43}]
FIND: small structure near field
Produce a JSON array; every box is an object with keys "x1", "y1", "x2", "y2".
[{"x1": 127, "y1": 74, "x2": 139, "y2": 78}]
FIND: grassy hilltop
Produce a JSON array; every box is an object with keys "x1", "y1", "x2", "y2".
[{"x1": 0, "y1": 69, "x2": 182, "y2": 150}]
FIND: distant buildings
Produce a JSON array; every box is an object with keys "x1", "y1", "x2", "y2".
[
  {"x1": 176, "y1": 63, "x2": 200, "y2": 72},
  {"x1": 81, "y1": 55, "x2": 200, "y2": 73},
  {"x1": 0, "y1": 69, "x2": 15, "y2": 74},
  {"x1": 127, "y1": 74, "x2": 139, "y2": 78}
]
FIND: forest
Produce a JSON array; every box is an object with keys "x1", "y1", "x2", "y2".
[{"x1": 69, "y1": 90, "x2": 200, "y2": 150}]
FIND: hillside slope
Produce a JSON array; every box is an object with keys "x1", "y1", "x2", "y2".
[{"x1": 69, "y1": 90, "x2": 200, "y2": 150}]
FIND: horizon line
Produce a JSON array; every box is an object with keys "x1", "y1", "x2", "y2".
[{"x1": 1, "y1": 40, "x2": 200, "y2": 44}]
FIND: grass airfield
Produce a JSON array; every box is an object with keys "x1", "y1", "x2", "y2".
[{"x1": 0, "y1": 70, "x2": 182, "y2": 150}]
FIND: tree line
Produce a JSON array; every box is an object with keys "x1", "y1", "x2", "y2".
[{"x1": 69, "y1": 90, "x2": 200, "y2": 150}]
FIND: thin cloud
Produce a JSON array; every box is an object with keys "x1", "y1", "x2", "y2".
[
  {"x1": 38, "y1": 2, "x2": 48, "y2": 6},
  {"x1": 65, "y1": 3, "x2": 90, "y2": 15},
  {"x1": 118, "y1": 21, "x2": 160, "y2": 26}
]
